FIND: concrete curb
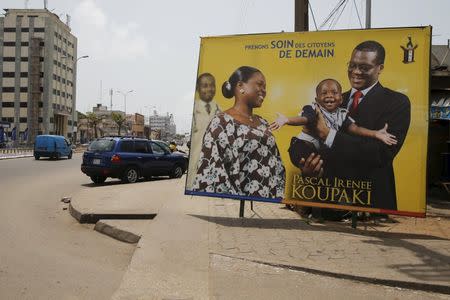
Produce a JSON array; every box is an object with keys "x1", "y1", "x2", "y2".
[
  {"x1": 94, "y1": 221, "x2": 141, "y2": 243},
  {"x1": 213, "y1": 253, "x2": 450, "y2": 295},
  {"x1": 69, "y1": 202, "x2": 156, "y2": 224},
  {"x1": 0, "y1": 154, "x2": 33, "y2": 160}
]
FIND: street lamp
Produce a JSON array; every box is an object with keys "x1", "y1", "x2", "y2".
[{"x1": 116, "y1": 90, "x2": 134, "y2": 115}]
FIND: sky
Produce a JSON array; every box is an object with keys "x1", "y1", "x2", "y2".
[{"x1": 2, "y1": 0, "x2": 450, "y2": 134}]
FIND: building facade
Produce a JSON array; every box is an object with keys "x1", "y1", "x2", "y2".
[
  {"x1": 149, "y1": 111, "x2": 176, "y2": 141},
  {"x1": 0, "y1": 9, "x2": 78, "y2": 144}
]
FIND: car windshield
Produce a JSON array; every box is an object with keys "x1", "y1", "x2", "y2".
[{"x1": 88, "y1": 139, "x2": 115, "y2": 152}]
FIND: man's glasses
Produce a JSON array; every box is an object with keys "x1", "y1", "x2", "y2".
[{"x1": 347, "y1": 62, "x2": 378, "y2": 73}]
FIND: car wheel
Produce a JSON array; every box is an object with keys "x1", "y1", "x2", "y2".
[
  {"x1": 170, "y1": 165, "x2": 184, "y2": 179},
  {"x1": 68, "y1": 151, "x2": 72, "y2": 159},
  {"x1": 34, "y1": 155, "x2": 40, "y2": 160},
  {"x1": 90, "y1": 176, "x2": 107, "y2": 184},
  {"x1": 122, "y1": 167, "x2": 139, "y2": 183}
]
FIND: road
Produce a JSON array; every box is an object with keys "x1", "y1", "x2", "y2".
[{"x1": 0, "y1": 154, "x2": 135, "y2": 300}]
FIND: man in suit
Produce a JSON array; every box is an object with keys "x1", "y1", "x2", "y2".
[
  {"x1": 186, "y1": 73, "x2": 221, "y2": 189},
  {"x1": 311, "y1": 40, "x2": 411, "y2": 211}
]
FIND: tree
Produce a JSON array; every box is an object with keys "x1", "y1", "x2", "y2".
[
  {"x1": 111, "y1": 112, "x2": 126, "y2": 136},
  {"x1": 86, "y1": 112, "x2": 102, "y2": 138}
]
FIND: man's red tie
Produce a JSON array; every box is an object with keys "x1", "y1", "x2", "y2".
[{"x1": 351, "y1": 90, "x2": 363, "y2": 114}]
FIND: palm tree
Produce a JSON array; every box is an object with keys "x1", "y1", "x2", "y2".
[
  {"x1": 111, "y1": 112, "x2": 127, "y2": 136},
  {"x1": 86, "y1": 112, "x2": 102, "y2": 138}
]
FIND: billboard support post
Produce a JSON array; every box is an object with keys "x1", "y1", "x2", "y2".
[{"x1": 239, "y1": 200, "x2": 245, "y2": 218}]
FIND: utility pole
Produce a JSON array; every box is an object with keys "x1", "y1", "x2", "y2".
[
  {"x1": 365, "y1": 0, "x2": 371, "y2": 29},
  {"x1": 295, "y1": 0, "x2": 309, "y2": 32}
]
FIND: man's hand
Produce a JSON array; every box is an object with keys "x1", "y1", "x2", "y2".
[
  {"x1": 315, "y1": 107, "x2": 330, "y2": 140},
  {"x1": 269, "y1": 112, "x2": 289, "y2": 131},
  {"x1": 299, "y1": 153, "x2": 323, "y2": 176}
]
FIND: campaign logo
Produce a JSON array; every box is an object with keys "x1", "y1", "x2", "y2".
[{"x1": 401, "y1": 36, "x2": 418, "y2": 64}]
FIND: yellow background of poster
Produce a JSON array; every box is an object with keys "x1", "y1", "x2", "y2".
[{"x1": 193, "y1": 27, "x2": 430, "y2": 214}]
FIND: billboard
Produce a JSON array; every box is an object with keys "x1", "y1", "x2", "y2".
[{"x1": 185, "y1": 27, "x2": 431, "y2": 217}]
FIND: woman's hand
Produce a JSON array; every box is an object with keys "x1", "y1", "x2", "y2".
[
  {"x1": 315, "y1": 107, "x2": 330, "y2": 140},
  {"x1": 269, "y1": 112, "x2": 289, "y2": 131},
  {"x1": 299, "y1": 153, "x2": 323, "y2": 177}
]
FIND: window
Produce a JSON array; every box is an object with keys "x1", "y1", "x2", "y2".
[
  {"x1": 4, "y1": 28, "x2": 16, "y2": 32},
  {"x1": 21, "y1": 42, "x2": 29, "y2": 46},
  {"x1": 88, "y1": 139, "x2": 116, "y2": 152},
  {"x1": 20, "y1": 72, "x2": 28, "y2": 77},
  {"x1": 134, "y1": 141, "x2": 149, "y2": 153},
  {"x1": 20, "y1": 87, "x2": 28, "y2": 93},
  {"x1": 150, "y1": 142, "x2": 166, "y2": 155},
  {"x1": 68, "y1": 120, "x2": 72, "y2": 125},
  {"x1": 3, "y1": 72, "x2": 15, "y2": 77},
  {"x1": 34, "y1": 28, "x2": 45, "y2": 32},
  {"x1": 2, "y1": 102, "x2": 14, "y2": 107},
  {"x1": 21, "y1": 28, "x2": 29, "y2": 32},
  {"x1": 53, "y1": 74, "x2": 57, "y2": 80},
  {"x1": 2, "y1": 117, "x2": 14, "y2": 123},
  {"x1": 19, "y1": 117, "x2": 27, "y2": 123},
  {"x1": 38, "y1": 102, "x2": 43, "y2": 108},
  {"x1": 3, "y1": 41, "x2": 15, "y2": 46},
  {"x1": 119, "y1": 141, "x2": 134, "y2": 152},
  {"x1": 20, "y1": 57, "x2": 28, "y2": 62},
  {"x1": 3, "y1": 57, "x2": 15, "y2": 62},
  {"x1": 20, "y1": 102, "x2": 27, "y2": 107},
  {"x1": 38, "y1": 117, "x2": 43, "y2": 123},
  {"x1": 50, "y1": 117, "x2": 54, "y2": 123},
  {"x1": 62, "y1": 78, "x2": 66, "y2": 84},
  {"x1": 2, "y1": 87, "x2": 14, "y2": 92},
  {"x1": 54, "y1": 45, "x2": 57, "y2": 51},
  {"x1": 73, "y1": 121, "x2": 77, "y2": 126},
  {"x1": 53, "y1": 59, "x2": 57, "y2": 65}
]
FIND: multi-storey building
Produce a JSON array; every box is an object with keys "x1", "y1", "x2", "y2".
[
  {"x1": 149, "y1": 111, "x2": 176, "y2": 141},
  {"x1": 0, "y1": 9, "x2": 78, "y2": 144}
]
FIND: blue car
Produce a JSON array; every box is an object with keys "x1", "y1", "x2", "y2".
[
  {"x1": 34, "y1": 135, "x2": 73, "y2": 160},
  {"x1": 81, "y1": 137, "x2": 188, "y2": 184}
]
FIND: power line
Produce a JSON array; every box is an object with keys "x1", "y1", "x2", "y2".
[
  {"x1": 308, "y1": 1, "x2": 318, "y2": 31},
  {"x1": 319, "y1": 0, "x2": 346, "y2": 30},
  {"x1": 353, "y1": 0, "x2": 363, "y2": 28}
]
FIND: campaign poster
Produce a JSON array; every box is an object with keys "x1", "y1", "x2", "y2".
[{"x1": 185, "y1": 27, "x2": 431, "y2": 217}]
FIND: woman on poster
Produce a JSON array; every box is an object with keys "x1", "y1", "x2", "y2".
[{"x1": 192, "y1": 66, "x2": 285, "y2": 199}]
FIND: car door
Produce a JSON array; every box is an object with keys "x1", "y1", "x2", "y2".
[
  {"x1": 149, "y1": 141, "x2": 172, "y2": 175},
  {"x1": 133, "y1": 140, "x2": 152, "y2": 177}
]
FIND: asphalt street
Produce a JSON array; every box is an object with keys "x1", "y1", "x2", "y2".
[{"x1": 0, "y1": 154, "x2": 135, "y2": 300}]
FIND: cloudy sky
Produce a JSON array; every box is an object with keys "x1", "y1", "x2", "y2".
[{"x1": 2, "y1": 0, "x2": 450, "y2": 133}]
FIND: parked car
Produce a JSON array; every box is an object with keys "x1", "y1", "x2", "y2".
[
  {"x1": 81, "y1": 137, "x2": 188, "y2": 184},
  {"x1": 34, "y1": 135, "x2": 73, "y2": 160}
]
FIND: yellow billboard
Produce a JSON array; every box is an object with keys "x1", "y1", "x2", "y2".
[{"x1": 185, "y1": 27, "x2": 431, "y2": 217}]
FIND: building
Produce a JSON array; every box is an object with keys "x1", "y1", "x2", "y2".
[
  {"x1": 0, "y1": 8, "x2": 78, "y2": 144},
  {"x1": 149, "y1": 110, "x2": 176, "y2": 141},
  {"x1": 127, "y1": 113, "x2": 144, "y2": 137},
  {"x1": 78, "y1": 104, "x2": 127, "y2": 142},
  {"x1": 429, "y1": 43, "x2": 450, "y2": 188}
]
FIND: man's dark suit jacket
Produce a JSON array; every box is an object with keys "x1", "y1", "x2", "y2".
[{"x1": 324, "y1": 82, "x2": 411, "y2": 210}]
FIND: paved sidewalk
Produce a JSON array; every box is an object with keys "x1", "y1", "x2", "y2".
[{"x1": 69, "y1": 177, "x2": 450, "y2": 299}]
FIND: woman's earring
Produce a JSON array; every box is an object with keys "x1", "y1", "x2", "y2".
[{"x1": 239, "y1": 89, "x2": 245, "y2": 94}]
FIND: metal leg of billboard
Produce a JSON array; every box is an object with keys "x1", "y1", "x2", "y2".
[
  {"x1": 351, "y1": 212, "x2": 357, "y2": 229},
  {"x1": 239, "y1": 200, "x2": 245, "y2": 218}
]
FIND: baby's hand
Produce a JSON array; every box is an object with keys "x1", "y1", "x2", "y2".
[
  {"x1": 375, "y1": 123, "x2": 397, "y2": 145},
  {"x1": 269, "y1": 113, "x2": 288, "y2": 131}
]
